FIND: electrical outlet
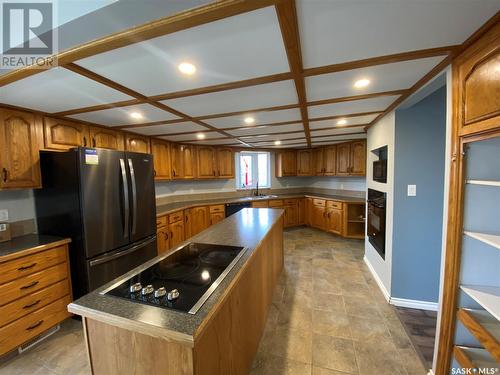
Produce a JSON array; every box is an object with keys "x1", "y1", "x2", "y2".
[
  {"x1": 407, "y1": 185, "x2": 417, "y2": 197},
  {"x1": 0, "y1": 209, "x2": 8, "y2": 222}
]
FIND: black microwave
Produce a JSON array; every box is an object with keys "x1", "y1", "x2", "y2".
[{"x1": 373, "y1": 159, "x2": 387, "y2": 183}]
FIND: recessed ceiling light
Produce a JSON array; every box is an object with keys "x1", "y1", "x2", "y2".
[
  {"x1": 274, "y1": 140, "x2": 282, "y2": 146},
  {"x1": 178, "y1": 62, "x2": 196, "y2": 75},
  {"x1": 130, "y1": 112, "x2": 143, "y2": 119},
  {"x1": 337, "y1": 119, "x2": 347, "y2": 126},
  {"x1": 244, "y1": 116, "x2": 255, "y2": 125},
  {"x1": 196, "y1": 133, "x2": 206, "y2": 139},
  {"x1": 354, "y1": 78, "x2": 370, "y2": 88}
]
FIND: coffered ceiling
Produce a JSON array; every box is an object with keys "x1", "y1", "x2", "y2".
[{"x1": 0, "y1": 0, "x2": 498, "y2": 149}]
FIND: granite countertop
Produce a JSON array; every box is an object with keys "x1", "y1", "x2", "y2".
[
  {"x1": 0, "y1": 234, "x2": 71, "y2": 261},
  {"x1": 68, "y1": 208, "x2": 284, "y2": 346},
  {"x1": 156, "y1": 192, "x2": 365, "y2": 216}
]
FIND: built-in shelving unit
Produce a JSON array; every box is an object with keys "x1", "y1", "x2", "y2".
[
  {"x1": 461, "y1": 286, "x2": 500, "y2": 321},
  {"x1": 464, "y1": 231, "x2": 500, "y2": 250},
  {"x1": 454, "y1": 346, "x2": 498, "y2": 369},
  {"x1": 457, "y1": 309, "x2": 500, "y2": 362},
  {"x1": 345, "y1": 202, "x2": 365, "y2": 239},
  {"x1": 466, "y1": 180, "x2": 500, "y2": 187}
]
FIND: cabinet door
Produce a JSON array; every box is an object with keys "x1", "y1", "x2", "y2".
[
  {"x1": 197, "y1": 146, "x2": 216, "y2": 178},
  {"x1": 217, "y1": 147, "x2": 234, "y2": 178},
  {"x1": 125, "y1": 134, "x2": 150, "y2": 154},
  {"x1": 210, "y1": 212, "x2": 225, "y2": 226},
  {"x1": 170, "y1": 144, "x2": 183, "y2": 179},
  {"x1": 187, "y1": 207, "x2": 209, "y2": 237},
  {"x1": 284, "y1": 205, "x2": 298, "y2": 227},
  {"x1": 156, "y1": 226, "x2": 170, "y2": 254},
  {"x1": 336, "y1": 142, "x2": 350, "y2": 176},
  {"x1": 275, "y1": 151, "x2": 297, "y2": 177},
  {"x1": 89, "y1": 127, "x2": 124, "y2": 150},
  {"x1": 350, "y1": 140, "x2": 366, "y2": 176},
  {"x1": 297, "y1": 150, "x2": 312, "y2": 176},
  {"x1": 182, "y1": 145, "x2": 197, "y2": 179},
  {"x1": 323, "y1": 145, "x2": 336, "y2": 176},
  {"x1": 305, "y1": 198, "x2": 312, "y2": 226},
  {"x1": 150, "y1": 140, "x2": 171, "y2": 180},
  {"x1": 311, "y1": 205, "x2": 326, "y2": 230},
  {"x1": 169, "y1": 220, "x2": 185, "y2": 249},
  {"x1": 44, "y1": 117, "x2": 90, "y2": 150},
  {"x1": 326, "y1": 208, "x2": 342, "y2": 235},
  {"x1": 0, "y1": 109, "x2": 42, "y2": 189},
  {"x1": 312, "y1": 148, "x2": 325, "y2": 175},
  {"x1": 298, "y1": 199, "x2": 305, "y2": 225}
]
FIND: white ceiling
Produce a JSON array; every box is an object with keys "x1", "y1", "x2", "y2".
[
  {"x1": 311, "y1": 134, "x2": 367, "y2": 143},
  {"x1": 77, "y1": 7, "x2": 289, "y2": 96},
  {"x1": 204, "y1": 108, "x2": 302, "y2": 129},
  {"x1": 69, "y1": 103, "x2": 180, "y2": 125},
  {"x1": 228, "y1": 123, "x2": 304, "y2": 136},
  {"x1": 297, "y1": 0, "x2": 500, "y2": 68},
  {"x1": 0, "y1": 67, "x2": 132, "y2": 113},
  {"x1": 128, "y1": 122, "x2": 206, "y2": 136},
  {"x1": 309, "y1": 113, "x2": 379, "y2": 130},
  {"x1": 161, "y1": 80, "x2": 298, "y2": 116},
  {"x1": 308, "y1": 95, "x2": 399, "y2": 118},
  {"x1": 161, "y1": 131, "x2": 224, "y2": 142},
  {"x1": 305, "y1": 56, "x2": 444, "y2": 101}
]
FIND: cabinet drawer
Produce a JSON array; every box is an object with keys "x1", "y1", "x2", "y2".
[
  {"x1": 284, "y1": 199, "x2": 297, "y2": 206},
  {"x1": 268, "y1": 200, "x2": 283, "y2": 207},
  {"x1": 0, "y1": 263, "x2": 68, "y2": 306},
  {"x1": 209, "y1": 205, "x2": 224, "y2": 213},
  {"x1": 156, "y1": 215, "x2": 167, "y2": 227},
  {"x1": 313, "y1": 199, "x2": 326, "y2": 207},
  {"x1": 168, "y1": 211, "x2": 184, "y2": 224},
  {"x1": 0, "y1": 246, "x2": 67, "y2": 285},
  {"x1": 326, "y1": 201, "x2": 343, "y2": 209},
  {"x1": 252, "y1": 201, "x2": 269, "y2": 208},
  {"x1": 0, "y1": 295, "x2": 71, "y2": 356},
  {"x1": 0, "y1": 279, "x2": 70, "y2": 327}
]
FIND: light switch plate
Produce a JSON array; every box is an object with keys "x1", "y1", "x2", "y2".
[
  {"x1": 0, "y1": 209, "x2": 8, "y2": 222},
  {"x1": 407, "y1": 185, "x2": 417, "y2": 197}
]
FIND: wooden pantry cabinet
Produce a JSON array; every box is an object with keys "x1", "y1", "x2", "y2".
[{"x1": 0, "y1": 108, "x2": 43, "y2": 189}]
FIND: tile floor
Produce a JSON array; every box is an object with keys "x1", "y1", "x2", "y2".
[{"x1": 0, "y1": 227, "x2": 429, "y2": 375}]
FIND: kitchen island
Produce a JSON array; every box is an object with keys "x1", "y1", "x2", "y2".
[{"x1": 68, "y1": 208, "x2": 284, "y2": 375}]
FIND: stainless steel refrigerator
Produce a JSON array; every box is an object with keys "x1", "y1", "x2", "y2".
[{"x1": 35, "y1": 148, "x2": 157, "y2": 298}]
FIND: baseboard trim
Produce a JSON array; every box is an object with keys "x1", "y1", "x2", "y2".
[
  {"x1": 363, "y1": 256, "x2": 390, "y2": 302},
  {"x1": 390, "y1": 297, "x2": 439, "y2": 311}
]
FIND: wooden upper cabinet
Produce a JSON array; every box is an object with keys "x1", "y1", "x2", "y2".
[
  {"x1": 312, "y1": 148, "x2": 325, "y2": 175},
  {"x1": 0, "y1": 109, "x2": 42, "y2": 189},
  {"x1": 171, "y1": 144, "x2": 196, "y2": 179},
  {"x1": 456, "y1": 22, "x2": 500, "y2": 136},
  {"x1": 125, "y1": 133, "x2": 150, "y2": 154},
  {"x1": 350, "y1": 140, "x2": 366, "y2": 176},
  {"x1": 324, "y1": 145, "x2": 337, "y2": 176},
  {"x1": 336, "y1": 142, "x2": 351, "y2": 176},
  {"x1": 89, "y1": 126, "x2": 124, "y2": 150},
  {"x1": 275, "y1": 150, "x2": 297, "y2": 177},
  {"x1": 216, "y1": 147, "x2": 234, "y2": 178},
  {"x1": 150, "y1": 140, "x2": 171, "y2": 180},
  {"x1": 297, "y1": 150, "x2": 312, "y2": 176},
  {"x1": 44, "y1": 117, "x2": 90, "y2": 150},
  {"x1": 197, "y1": 146, "x2": 217, "y2": 179}
]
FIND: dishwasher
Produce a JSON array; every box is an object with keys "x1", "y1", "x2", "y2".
[{"x1": 225, "y1": 202, "x2": 252, "y2": 217}]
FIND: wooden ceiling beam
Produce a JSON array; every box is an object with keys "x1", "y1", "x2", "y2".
[
  {"x1": 275, "y1": 0, "x2": 311, "y2": 147},
  {"x1": 307, "y1": 89, "x2": 408, "y2": 107}
]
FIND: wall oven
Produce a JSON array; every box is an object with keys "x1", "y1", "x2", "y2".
[{"x1": 367, "y1": 188, "x2": 386, "y2": 259}]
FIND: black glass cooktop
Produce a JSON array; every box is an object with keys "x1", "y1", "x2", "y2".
[{"x1": 103, "y1": 243, "x2": 246, "y2": 314}]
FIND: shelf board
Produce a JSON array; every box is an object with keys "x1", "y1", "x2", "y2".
[
  {"x1": 464, "y1": 231, "x2": 500, "y2": 250},
  {"x1": 466, "y1": 179, "x2": 500, "y2": 187},
  {"x1": 458, "y1": 309, "x2": 500, "y2": 362},
  {"x1": 348, "y1": 219, "x2": 365, "y2": 223},
  {"x1": 461, "y1": 285, "x2": 500, "y2": 321},
  {"x1": 454, "y1": 346, "x2": 498, "y2": 370}
]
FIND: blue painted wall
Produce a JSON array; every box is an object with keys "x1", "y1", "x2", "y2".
[{"x1": 391, "y1": 86, "x2": 446, "y2": 302}]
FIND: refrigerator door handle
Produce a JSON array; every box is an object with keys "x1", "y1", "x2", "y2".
[
  {"x1": 89, "y1": 236, "x2": 156, "y2": 267},
  {"x1": 120, "y1": 159, "x2": 130, "y2": 239},
  {"x1": 128, "y1": 158, "x2": 138, "y2": 235}
]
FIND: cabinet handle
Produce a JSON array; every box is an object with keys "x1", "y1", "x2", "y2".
[
  {"x1": 83, "y1": 136, "x2": 87, "y2": 147},
  {"x1": 23, "y1": 299, "x2": 41, "y2": 309},
  {"x1": 213, "y1": 170, "x2": 215, "y2": 176},
  {"x1": 26, "y1": 320, "x2": 44, "y2": 330},
  {"x1": 92, "y1": 137, "x2": 96, "y2": 148},
  {"x1": 18, "y1": 262, "x2": 37, "y2": 271},
  {"x1": 20, "y1": 281, "x2": 39, "y2": 290},
  {"x1": 2, "y1": 168, "x2": 7, "y2": 182},
  {"x1": 172, "y1": 170, "x2": 176, "y2": 177},
  {"x1": 154, "y1": 170, "x2": 157, "y2": 177},
  {"x1": 170, "y1": 231, "x2": 173, "y2": 239}
]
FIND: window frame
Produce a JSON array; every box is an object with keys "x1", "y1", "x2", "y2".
[{"x1": 235, "y1": 151, "x2": 271, "y2": 190}]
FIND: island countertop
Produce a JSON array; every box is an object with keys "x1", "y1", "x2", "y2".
[{"x1": 67, "y1": 208, "x2": 284, "y2": 346}]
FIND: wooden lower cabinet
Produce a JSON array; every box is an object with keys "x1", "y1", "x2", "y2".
[
  {"x1": 0, "y1": 241, "x2": 72, "y2": 356},
  {"x1": 210, "y1": 212, "x2": 225, "y2": 225},
  {"x1": 283, "y1": 201, "x2": 298, "y2": 227},
  {"x1": 169, "y1": 219, "x2": 185, "y2": 249},
  {"x1": 157, "y1": 225, "x2": 170, "y2": 255},
  {"x1": 252, "y1": 201, "x2": 269, "y2": 208},
  {"x1": 311, "y1": 204, "x2": 326, "y2": 230},
  {"x1": 326, "y1": 207, "x2": 343, "y2": 235},
  {"x1": 185, "y1": 206, "x2": 209, "y2": 238},
  {"x1": 298, "y1": 199, "x2": 305, "y2": 225}
]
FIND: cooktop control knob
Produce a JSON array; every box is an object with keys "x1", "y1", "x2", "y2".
[
  {"x1": 167, "y1": 289, "x2": 180, "y2": 301},
  {"x1": 154, "y1": 287, "x2": 167, "y2": 298},
  {"x1": 130, "y1": 283, "x2": 142, "y2": 293},
  {"x1": 141, "y1": 284, "x2": 154, "y2": 295}
]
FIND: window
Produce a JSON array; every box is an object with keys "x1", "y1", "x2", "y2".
[{"x1": 236, "y1": 151, "x2": 270, "y2": 189}]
